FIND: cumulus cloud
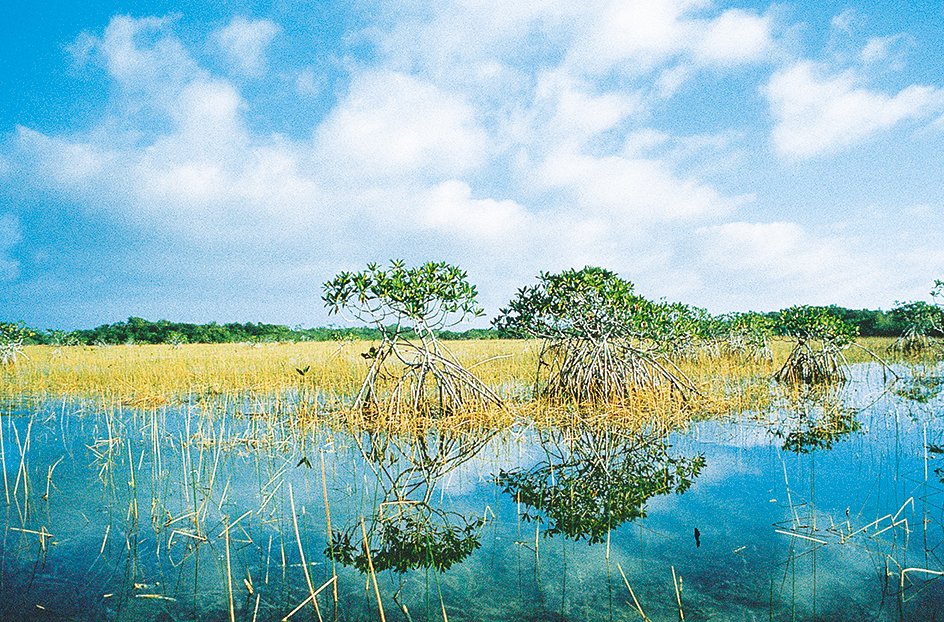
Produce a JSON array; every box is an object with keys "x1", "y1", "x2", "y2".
[
  {"x1": 692, "y1": 221, "x2": 882, "y2": 307},
  {"x1": 96, "y1": 15, "x2": 200, "y2": 93},
  {"x1": 420, "y1": 180, "x2": 530, "y2": 239},
  {"x1": 860, "y1": 34, "x2": 912, "y2": 68},
  {"x1": 315, "y1": 71, "x2": 489, "y2": 184},
  {"x1": 536, "y1": 148, "x2": 745, "y2": 222},
  {"x1": 14, "y1": 127, "x2": 110, "y2": 189},
  {"x1": 565, "y1": 0, "x2": 775, "y2": 75},
  {"x1": 12, "y1": 1, "x2": 940, "y2": 328},
  {"x1": 765, "y1": 61, "x2": 944, "y2": 158},
  {"x1": 212, "y1": 17, "x2": 280, "y2": 76},
  {"x1": 5, "y1": 7, "x2": 766, "y2": 315}
]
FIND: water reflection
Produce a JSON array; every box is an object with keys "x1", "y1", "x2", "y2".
[
  {"x1": 0, "y1": 363, "x2": 942, "y2": 621},
  {"x1": 327, "y1": 428, "x2": 494, "y2": 574},
  {"x1": 496, "y1": 427, "x2": 705, "y2": 543},
  {"x1": 767, "y1": 385, "x2": 862, "y2": 453},
  {"x1": 893, "y1": 371, "x2": 944, "y2": 404}
]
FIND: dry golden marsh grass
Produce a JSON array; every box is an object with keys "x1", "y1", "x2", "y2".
[{"x1": 0, "y1": 337, "x2": 903, "y2": 430}]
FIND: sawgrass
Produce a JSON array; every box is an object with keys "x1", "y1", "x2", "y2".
[
  {"x1": 0, "y1": 340, "x2": 534, "y2": 403},
  {"x1": 0, "y1": 338, "x2": 901, "y2": 429}
]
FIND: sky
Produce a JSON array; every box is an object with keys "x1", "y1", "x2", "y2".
[{"x1": 1, "y1": 0, "x2": 943, "y2": 330}]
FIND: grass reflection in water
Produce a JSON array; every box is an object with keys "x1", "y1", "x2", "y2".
[{"x1": 0, "y1": 362, "x2": 941, "y2": 621}]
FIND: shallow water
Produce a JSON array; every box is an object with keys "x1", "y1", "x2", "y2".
[{"x1": 1, "y1": 363, "x2": 942, "y2": 621}]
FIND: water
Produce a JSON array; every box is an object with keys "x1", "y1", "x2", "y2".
[{"x1": 1, "y1": 363, "x2": 942, "y2": 621}]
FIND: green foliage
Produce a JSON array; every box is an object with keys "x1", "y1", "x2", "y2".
[
  {"x1": 0, "y1": 321, "x2": 34, "y2": 344},
  {"x1": 773, "y1": 306, "x2": 858, "y2": 346},
  {"x1": 323, "y1": 261, "x2": 500, "y2": 415},
  {"x1": 772, "y1": 306, "x2": 858, "y2": 385},
  {"x1": 932, "y1": 279, "x2": 944, "y2": 301},
  {"x1": 493, "y1": 267, "x2": 698, "y2": 401},
  {"x1": 714, "y1": 312, "x2": 773, "y2": 360},
  {"x1": 323, "y1": 260, "x2": 484, "y2": 336},
  {"x1": 886, "y1": 282, "x2": 944, "y2": 357},
  {"x1": 496, "y1": 430, "x2": 705, "y2": 543},
  {"x1": 0, "y1": 321, "x2": 34, "y2": 364},
  {"x1": 493, "y1": 266, "x2": 645, "y2": 341},
  {"x1": 888, "y1": 301, "x2": 942, "y2": 337},
  {"x1": 326, "y1": 506, "x2": 483, "y2": 574}
]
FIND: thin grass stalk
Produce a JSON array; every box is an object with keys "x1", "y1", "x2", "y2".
[
  {"x1": 616, "y1": 562, "x2": 650, "y2": 621},
  {"x1": 288, "y1": 483, "x2": 319, "y2": 620},
  {"x1": 320, "y1": 451, "x2": 339, "y2": 608},
  {"x1": 13, "y1": 419, "x2": 32, "y2": 522},
  {"x1": 283, "y1": 577, "x2": 337, "y2": 622},
  {"x1": 127, "y1": 438, "x2": 138, "y2": 526},
  {"x1": 672, "y1": 566, "x2": 684, "y2": 621},
  {"x1": 1, "y1": 417, "x2": 8, "y2": 505},
  {"x1": 360, "y1": 516, "x2": 387, "y2": 622},
  {"x1": 224, "y1": 516, "x2": 236, "y2": 622}
]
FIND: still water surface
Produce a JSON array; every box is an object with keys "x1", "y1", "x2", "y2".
[{"x1": 1, "y1": 363, "x2": 942, "y2": 621}]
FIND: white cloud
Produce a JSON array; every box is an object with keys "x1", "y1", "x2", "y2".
[
  {"x1": 529, "y1": 70, "x2": 640, "y2": 148},
  {"x1": 314, "y1": 71, "x2": 489, "y2": 183},
  {"x1": 699, "y1": 221, "x2": 812, "y2": 272},
  {"x1": 689, "y1": 8, "x2": 774, "y2": 66},
  {"x1": 295, "y1": 67, "x2": 326, "y2": 97},
  {"x1": 98, "y1": 15, "x2": 200, "y2": 92},
  {"x1": 860, "y1": 35, "x2": 911, "y2": 67},
  {"x1": 692, "y1": 221, "x2": 882, "y2": 307},
  {"x1": 21, "y1": 2, "x2": 932, "y2": 327},
  {"x1": 765, "y1": 61, "x2": 944, "y2": 158},
  {"x1": 566, "y1": 0, "x2": 775, "y2": 75},
  {"x1": 421, "y1": 180, "x2": 530, "y2": 239},
  {"x1": 537, "y1": 147, "x2": 744, "y2": 222},
  {"x1": 212, "y1": 17, "x2": 280, "y2": 76}
]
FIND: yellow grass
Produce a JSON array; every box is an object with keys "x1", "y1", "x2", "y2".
[
  {"x1": 0, "y1": 337, "x2": 902, "y2": 430},
  {"x1": 0, "y1": 340, "x2": 536, "y2": 405}
]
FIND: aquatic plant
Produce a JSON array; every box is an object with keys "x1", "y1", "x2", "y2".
[
  {"x1": 493, "y1": 267, "x2": 698, "y2": 403},
  {"x1": 772, "y1": 306, "x2": 858, "y2": 384},
  {"x1": 323, "y1": 260, "x2": 502, "y2": 416},
  {"x1": 886, "y1": 300, "x2": 944, "y2": 357},
  {"x1": 0, "y1": 321, "x2": 31, "y2": 364}
]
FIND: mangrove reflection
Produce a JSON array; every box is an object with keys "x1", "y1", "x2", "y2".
[
  {"x1": 768, "y1": 385, "x2": 862, "y2": 453},
  {"x1": 326, "y1": 428, "x2": 494, "y2": 573},
  {"x1": 496, "y1": 428, "x2": 705, "y2": 543},
  {"x1": 893, "y1": 372, "x2": 944, "y2": 404}
]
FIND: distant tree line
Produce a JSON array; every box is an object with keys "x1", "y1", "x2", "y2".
[
  {"x1": 0, "y1": 305, "x2": 931, "y2": 347},
  {"x1": 2, "y1": 317, "x2": 500, "y2": 346},
  {"x1": 764, "y1": 306, "x2": 902, "y2": 338}
]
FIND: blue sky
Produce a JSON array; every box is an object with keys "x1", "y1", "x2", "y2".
[{"x1": 1, "y1": 0, "x2": 943, "y2": 330}]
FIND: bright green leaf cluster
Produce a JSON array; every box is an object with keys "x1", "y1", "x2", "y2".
[
  {"x1": 889, "y1": 300, "x2": 943, "y2": 337},
  {"x1": 323, "y1": 260, "x2": 484, "y2": 335},
  {"x1": 774, "y1": 305, "x2": 858, "y2": 347},
  {"x1": 493, "y1": 267, "x2": 657, "y2": 342}
]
